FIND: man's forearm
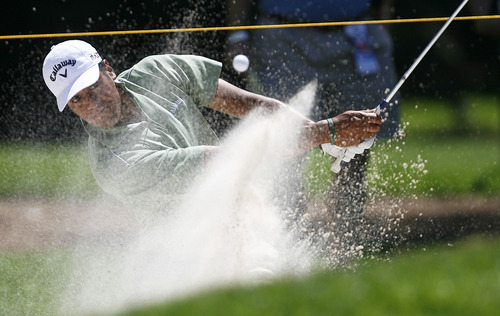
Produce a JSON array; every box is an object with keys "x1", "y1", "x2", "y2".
[
  {"x1": 208, "y1": 80, "x2": 382, "y2": 156},
  {"x1": 294, "y1": 120, "x2": 332, "y2": 154},
  {"x1": 209, "y1": 79, "x2": 304, "y2": 119},
  {"x1": 297, "y1": 110, "x2": 383, "y2": 154}
]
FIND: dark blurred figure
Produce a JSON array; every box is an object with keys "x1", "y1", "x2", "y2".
[{"x1": 225, "y1": 0, "x2": 400, "y2": 262}]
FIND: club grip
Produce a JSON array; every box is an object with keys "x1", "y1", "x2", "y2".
[{"x1": 377, "y1": 99, "x2": 389, "y2": 114}]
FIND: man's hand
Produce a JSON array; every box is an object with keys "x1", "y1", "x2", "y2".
[{"x1": 332, "y1": 109, "x2": 382, "y2": 147}]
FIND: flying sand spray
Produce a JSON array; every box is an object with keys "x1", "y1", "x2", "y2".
[
  {"x1": 322, "y1": 0, "x2": 470, "y2": 172},
  {"x1": 61, "y1": 3, "x2": 470, "y2": 313}
]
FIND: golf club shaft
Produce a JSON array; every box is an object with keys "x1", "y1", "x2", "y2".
[
  {"x1": 326, "y1": 0, "x2": 470, "y2": 173},
  {"x1": 384, "y1": 0, "x2": 469, "y2": 104}
]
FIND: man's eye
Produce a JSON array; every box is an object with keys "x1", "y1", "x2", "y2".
[
  {"x1": 71, "y1": 95, "x2": 81, "y2": 103},
  {"x1": 90, "y1": 82, "x2": 99, "y2": 89}
]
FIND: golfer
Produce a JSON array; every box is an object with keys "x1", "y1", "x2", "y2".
[{"x1": 42, "y1": 40, "x2": 381, "y2": 217}]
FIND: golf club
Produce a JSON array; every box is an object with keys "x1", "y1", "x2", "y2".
[{"x1": 322, "y1": 0, "x2": 470, "y2": 173}]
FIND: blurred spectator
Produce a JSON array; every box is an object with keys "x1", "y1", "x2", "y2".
[{"x1": 225, "y1": 0, "x2": 400, "y2": 257}]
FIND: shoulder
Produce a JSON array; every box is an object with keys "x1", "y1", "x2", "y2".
[
  {"x1": 118, "y1": 54, "x2": 221, "y2": 79},
  {"x1": 135, "y1": 54, "x2": 220, "y2": 70}
]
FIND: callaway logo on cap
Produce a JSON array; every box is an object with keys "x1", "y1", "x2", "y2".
[{"x1": 42, "y1": 40, "x2": 102, "y2": 111}]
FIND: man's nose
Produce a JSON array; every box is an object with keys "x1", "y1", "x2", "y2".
[{"x1": 86, "y1": 93, "x2": 100, "y2": 109}]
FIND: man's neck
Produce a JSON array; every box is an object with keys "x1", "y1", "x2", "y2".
[{"x1": 117, "y1": 87, "x2": 143, "y2": 126}]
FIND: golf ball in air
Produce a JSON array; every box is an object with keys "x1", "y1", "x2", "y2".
[{"x1": 232, "y1": 54, "x2": 250, "y2": 72}]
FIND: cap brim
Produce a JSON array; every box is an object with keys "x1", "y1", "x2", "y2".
[{"x1": 56, "y1": 64, "x2": 100, "y2": 112}]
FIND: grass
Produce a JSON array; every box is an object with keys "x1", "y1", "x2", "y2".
[
  {"x1": 402, "y1": 94, "x2": 499, "y2": 135},
  {"x1": 1, "y1": 237, "x2": 498, "y2": 315},
  {"x1": 0, "y1": 250, "x2": 71, "y2": 316},
  {"x1": 0, "y1": 142, "x2": 100, "y2": 199},
  {"x1": 368, "y1": 135, "x2": 500, "y2": 196},
  {"x1": 305, "y1": 133, "x2": 500, "y2": 198},
  {"x1": 120, "y1": 237, "x2": 500, "y2": 316}
]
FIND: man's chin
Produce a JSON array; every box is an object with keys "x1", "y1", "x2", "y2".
[{"x1": 90, "y1": 117, "x2": 119, "y2": 129}]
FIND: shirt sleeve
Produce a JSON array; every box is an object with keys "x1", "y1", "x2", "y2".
[{"x1": 132, "y1": 54, "x2": 222, "y2": 108}]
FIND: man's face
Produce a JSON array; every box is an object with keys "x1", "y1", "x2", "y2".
[{"x1": 67, "y1": 61, "x2": 122, "y2": 129}]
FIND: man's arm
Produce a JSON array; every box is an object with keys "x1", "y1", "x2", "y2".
[
  {"x1": 207, "y1": 79, "x2": 290, "y2": 119},
  {"x1": 206, "y1": 79, "x2": 382, "y2": 157},
  {"x1": 296, "y1": 110, "x2": 382, "y2": 154}
]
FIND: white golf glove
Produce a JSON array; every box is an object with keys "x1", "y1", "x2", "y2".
[{"x1": 321, "y1": 139, "x2": 373, "y2": 173}]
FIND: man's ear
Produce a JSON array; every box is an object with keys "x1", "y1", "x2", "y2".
[{"x1": 102, "y1": 59, "x2": 117, "y2": 80}]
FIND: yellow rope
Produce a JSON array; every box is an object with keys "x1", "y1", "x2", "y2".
[{"x1": 1, "y1": 15, "x2": 499, "y2": 40}]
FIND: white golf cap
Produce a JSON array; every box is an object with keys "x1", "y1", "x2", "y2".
[{"x1": 42, "y1": 40, "x2": 102, "y2": 112}]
